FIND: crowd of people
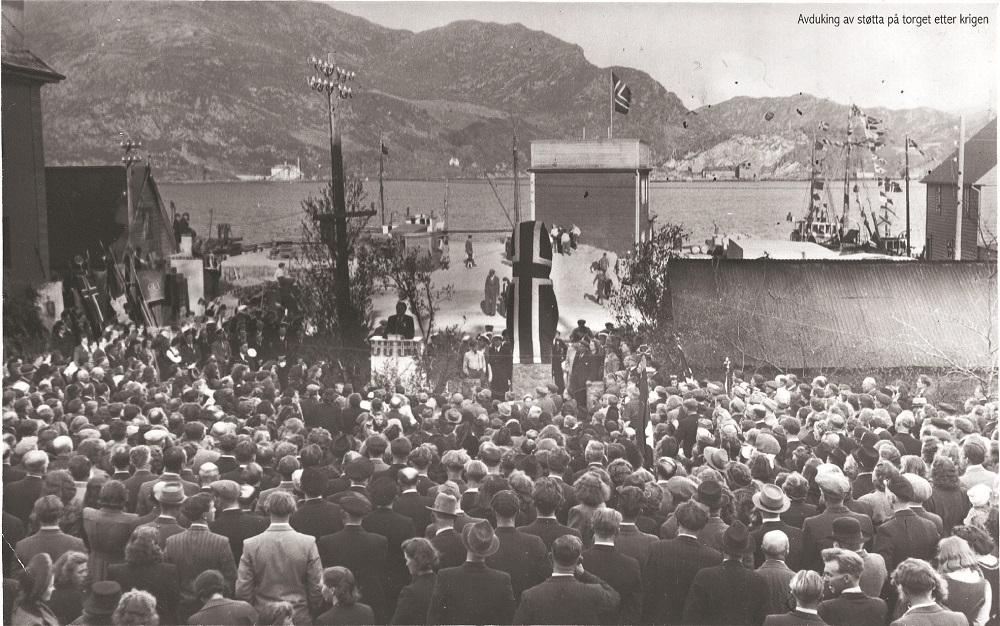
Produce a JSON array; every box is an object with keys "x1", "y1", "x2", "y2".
[{"x1": 2, "y1": 301, "x2": 999, "y2": 626}]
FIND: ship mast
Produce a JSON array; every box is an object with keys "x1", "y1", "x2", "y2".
[
  {"x1": 512, "y1": 127, "x2": 521, "y2": 224},
  {"x1": 843, "y1": 110, "x2": 852, "y2": 226},
  {"x1": 378, "y1": 130, "x2": 386, "y2": 227}
]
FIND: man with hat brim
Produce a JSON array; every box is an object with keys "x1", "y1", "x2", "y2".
[
  {"x1": 427, "y1": 493, "x2": 467, "y2": 569},
  {"x1": 872, "y1": 474, "x2": 940, "y2": 573},
  {"x1": 427, "y1": 520, "x2": 515, "y2": 625},
  {"x1": 142, "y1": 481, "x2": 187, "y2": 548},
  {"x1": 69, "y1": 580, "x2": 123, "y2": 625},
  {"x1": 317, "y1": 495, "x2": 390, "y2": 623},
  {"x1": 827, "y1": 516, "x2": 887, "y2": 600},
  {"x1": 750, "y1": 484, "x2": 804, "y2": 571},
  {"x1": 801, "y1": 472, "x2": 874, "y2": 572},
  {"x1": 683, "y1": 521, "x2": 769, "y2": 625}
]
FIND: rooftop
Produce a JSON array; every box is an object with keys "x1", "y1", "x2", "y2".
[{"x1": 921, "y1": 118, "x2": 997, "y2": 186}]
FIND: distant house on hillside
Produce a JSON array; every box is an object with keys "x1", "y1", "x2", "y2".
[
  {"x1": 701, "y1": 165, "x2": 737, "y2": 181},
  {"x1": 735, "y1": 161, "x2": 758, "y2": 180},
  {"x1": 2, "y1": 0, "x2": 64, "y2": 286},
  {"x1": 921, "y1": 118, "x2": 997, "y2": 260}
]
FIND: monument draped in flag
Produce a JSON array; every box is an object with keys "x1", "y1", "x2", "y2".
[{"x1": 506, "y1": 221, "x2": 559, "y2": 364}]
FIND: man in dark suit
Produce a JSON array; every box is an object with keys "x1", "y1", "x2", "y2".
[
  {"x1": 613, "y1": 486, "x2": 657, "y2": 568},
  {"x1": 642, "y1": 501, "x2": 722, "y2": 625},
  {"x1": 818, "y1": 548, "x2": 887, "y2": 626},
  {"x1": 751, "y1": 484, "x2": 804, "y2": 571},
  {"x1": 2, "y1": 442, "x2": 25, "y2": 485},
  {"x1": 543, "y1": 451, "x2": 577, "y2": 524},
  {"x1": 581, "y1": 508, "x2": 642, "y2": 625},
  {"x1": 317, "y1": 496, "x2": 389, "y2": 622},
  {"x1": 362, "y1": 478, "x2": 416, "y2": 622},
  {"x1": 164, "y1": 493, "x2": 238, "y2": 623},
  {"x1": 518, "y1": 477, "x2": 581, "y2": 549},
  {"x1": 3, "y1": 450, "x2": 48, "y2": 523},
  {"x1": 121, "y1": 445, "x2": 155, "y2": 513},
  {"x1": 428, "y1": 493, "x2": 467, "y2": 569},
  {"x1": 393, "y1": 467, "x2": 433, "y2": 533},
  {"x1": 289, "y1": 467, "x2": 344, "y2": 540},
  {"x1": 874, "y1": 475, "x2": 940, "y2": 572},
  {"x1": 755, "y1": 530, "x2": 796, "y2": 618},
  {"x1": 385, "y1": 301, "x2": 416, "y2": 339},
  {"x1": 801, "y1": 473, "x2": 873, "y2": 571},
  {"x1": 209, "y1": 480, "x2": 268, "y2": 564},
  {"x1": 327, "y1": 457, "x2": 372, "y2": 504},
  {"x1": 14, "y1": 496, "x2": 86, "y2": 564},
  {"x1": 763, "y1": 570, "x2": 828, "y2": 625},
  {"x1": 135, "y1": 447, "x2": 200, "y2": 516},
  {"x1": 486, "y1": 491, "x2": 550, "y2": 602},
  {"x1": 514, "y1": 534, "x2": 620, "y2": 625},
  {"x1": 683, "y1": 521, "x2": 768, "y2": 626},
  {"x1": 428, "y1": 520, "x2": 516, "y2": 625}
]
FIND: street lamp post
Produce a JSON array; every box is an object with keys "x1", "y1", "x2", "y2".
[
  {"x1": 308, "y1": 53, "x2": 357, "y2": 341},
  {"x1": 121, "y1": 135, "x2": 144, "y2": 244}
]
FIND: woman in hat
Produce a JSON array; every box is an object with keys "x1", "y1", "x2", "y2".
[
  {"x1": 49, "y1": 550, "x2": 89, "y2": 625},
  {"x1": 11, "y1": 553, "x2": 59, "y2": 626},
  {"x1": 71, "y1": 580, "x2": 122, "y2": 626},
  {"x1": 107, "y1": 526, "x2": 180, "y2": 625},
  {"x1": 927, "y1": 457, "x2": 971, "y2": 534},
  {"x1": 317, "y1": 566, "x2": 375, "y2": 625},
  {"x1": 483, "y1": 269, "x2": 500, "y2": 316}
]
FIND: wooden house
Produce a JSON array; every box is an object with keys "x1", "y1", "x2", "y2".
[
  {"x1": 922, "y1": 118, "x2": 997, "y2": 260},
  {"x1": 2, "y1": 0, "x2": 64, "y2": 285}
]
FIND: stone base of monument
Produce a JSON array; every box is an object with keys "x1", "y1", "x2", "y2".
[{"x1": 511, "y1": 363, "x2": 553, "y2": 400}]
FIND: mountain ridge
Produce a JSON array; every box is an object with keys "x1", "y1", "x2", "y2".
[{"x1": 24, "y1": 1, "x2": 971, "y2": 181}]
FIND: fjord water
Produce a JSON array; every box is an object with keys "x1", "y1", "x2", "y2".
[{"x1": 158, "y1": 179, "x2": 929, "y2": 252}]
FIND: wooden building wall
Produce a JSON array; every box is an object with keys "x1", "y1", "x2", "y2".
[
  {"x1": 2, "y1": 75, "x2": 50, "y2": 285},
  {"x1": 925, "y1": 182, "x2": 981, "y2": 260},
  {"x1": 531, "y1": 170, "x2": 642, "y2": 254}
]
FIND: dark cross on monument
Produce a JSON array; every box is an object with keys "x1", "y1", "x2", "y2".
[{"x1": 506, "y1": 221, "x2": 559, "y2": 365}]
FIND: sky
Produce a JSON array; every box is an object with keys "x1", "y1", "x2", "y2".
[{"x1": 335, "y1": 2, "x2": 998, "y2": 113}]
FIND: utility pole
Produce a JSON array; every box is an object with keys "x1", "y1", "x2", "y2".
[
  {"x1": 309, "y1": 53, "x2": 359, "y2": 336},
  {"x1": 955, "y1": 116, "x2": 965, "y2": 260},
  {"x1": 379, "y1": 130, "x2": 386, "y2": 227},
  {"x1": 905, "y1": 134, "x2": 911, "y2": 257}
]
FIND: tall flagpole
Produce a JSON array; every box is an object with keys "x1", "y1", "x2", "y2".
[
  {"x1": 905, "y1": 134, "x2": 911, "y2": 257},
  {"x1": 609, "y1": 69, "x2": 614, "y2": 139},
  {"x1": 379, "y1": 130, "x2": 386, "y2": 227}
]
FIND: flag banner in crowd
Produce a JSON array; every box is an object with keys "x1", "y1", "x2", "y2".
[
  {"x1": 612, "y1": 72, "x2": 631, "y2": 114},
  {"x1": 506, "y1": 220, "x2": 558, "y2": 364},
  {"x1": 139, "y1": 269, "x2": 167, "y2": 304}
]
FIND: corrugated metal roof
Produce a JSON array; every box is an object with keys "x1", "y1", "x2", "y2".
[
  {"x1": 921, "y1": 118, "x2": 997, "y2": 185},
  {"x1": 668, "y1": 258, "x2": 997, "y2": 370}
]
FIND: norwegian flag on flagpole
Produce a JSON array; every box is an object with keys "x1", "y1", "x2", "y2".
[{"x1": 612, "y1": 72, "x2": 631, "y2": 114}]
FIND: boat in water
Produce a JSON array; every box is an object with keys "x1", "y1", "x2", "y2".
[{"x1": 790, "y1": 106, "x2": 910, "y2": 256}]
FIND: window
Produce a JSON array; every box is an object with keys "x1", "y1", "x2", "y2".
[
  {"x1": 936, "y1": 186, "x2": 942, "y2": 214},
  {"x1": 967, "y1": 186, "x2": 979, "y2": 221},
  {"x1": 639, "y1": 174, "x2": 648, "y2": 206}
]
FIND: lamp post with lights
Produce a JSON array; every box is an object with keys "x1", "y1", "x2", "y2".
[{"x1": 308, "y1": 53, "x2": 360, "y2": 345}]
